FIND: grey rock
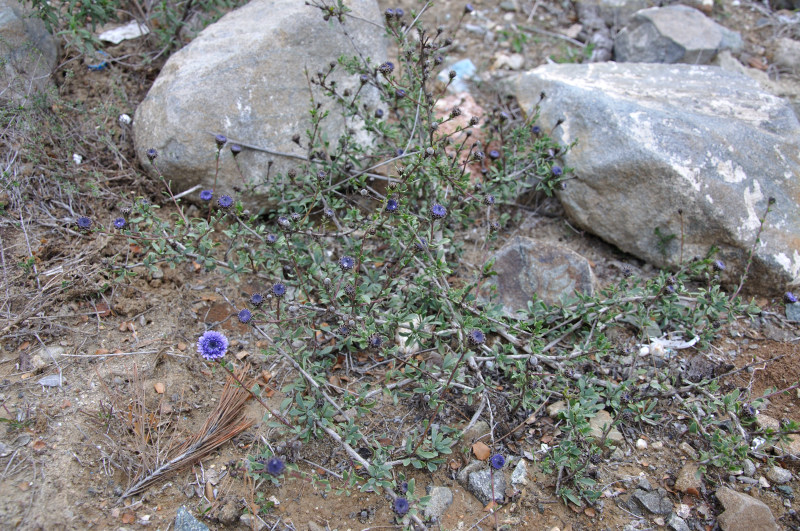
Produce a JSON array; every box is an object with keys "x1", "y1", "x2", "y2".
[
  {"x1": 239, "y1": 514, "x2": 265, "y2": 530},
  {"x1": 0, "y1": 0, "x2": 58, "y2": 104},
  {"x1": 511, "y1": 459, "x2": 528, "y2": 486},
  {"x1": 742, "y1": 459, "x2": 756, "y2": 477},
  {"x1": 637, "y1": 476, "x2": 653, "y2": 491},
  {"x1": 423, "y1": 486, "x2": 453, "y2": 521},
  {"x1": 574, "y1": 0, "x2": 649, "y2": 28},
  {"x1": 509, "y1": 63, "x2": 800, "y2": 296},
  {"x1": 133, "y1": 0, "x2": 386, "y2": 210},
  {"x1": 667, "y1": 513, "x2": 691, "y2": 531},
  {"x1": 773, "y1": 38, "x2": 800, "y2": 72},
  {"x1": 629, "y1": 488, "x2": 673, "y2": 515},
  {"x1": 437, "y1": 59, "x2": 477, "y2": 94},
  {"x1": 786, "y1": 302, "x2": 800, "y2": 322},
  {"x1": 477, "y1": 237, "x2": 595, "y2": 316},
  {"x1": 175, "y1": 506, "x2": 209, "y2": 531},
  {"x1": 715, "y1": 487, "x2": 779, "y2": 531},
  {"x1": 457, "y1": 459, "x2": 484, "y2": 486},
  {"x1": 675, "y1": 462, "x2": 702, "y2": 494},
  {"x1": 30, "y1": 345, "x2": 66, "y2": 371},
  {"x1": 467, "y1": 468, "x2": 506, "y2": 505},
  {"x1": 615, "y1": 5, "x2": 742, "y2": 64},
  {"x1": 766, "y1": 465, "x2": 792, "y2": 485}
]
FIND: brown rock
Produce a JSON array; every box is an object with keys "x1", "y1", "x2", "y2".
[
  {"x1": 674, "y1": 462, "x2": 702, "y2": 494},
  {"x1": 715, "y1": 487, "x2": 779, "y2": 531}
]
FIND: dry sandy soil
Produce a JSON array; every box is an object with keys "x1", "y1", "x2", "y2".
[{"x1": 1, "y1": 0, "x2": 799, "y2": 530}]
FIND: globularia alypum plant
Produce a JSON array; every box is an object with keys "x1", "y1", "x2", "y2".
[{"x1": 77, "y1": 0, "x2": 771, "y2": 521}]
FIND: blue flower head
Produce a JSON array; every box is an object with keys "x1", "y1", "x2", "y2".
[
  {"x1": 386, "y1": 198, "x2": 399, "y2": 213},
  {"x1": 339, "y1": 256, "x2": 355, "y2": 271},
  {"x1": 468, "y1": 329, "x2": 485, "y2": 345},
  {"x1": 393, "y1": 497, "x2": 409, "y2": 515},
  {"x1": 272, "y1": 283, "x2": 286, "y2": 297},
  {"x1": 414, "y1": 238, "x2": 427, "y2": 252},
  {"x1": 490, "y1": 454, "x2": 505, "y2": 470},
  {"x1": 531, "y1": 125, "x2": 541, "y2": 134},
  {"x1": 785, "y1": 292, "x2": 798, "y2": 304},
  {"x1": 218, "y1": 195, "x2": 233, "y2": 208},
  {"x1": 713, "y1": 260, "x2": 726, "y2": 272},
  {"x1": 238, "y1": 309, "x2": 252, "y2": 324},
  {"x1": 551, "y1": 165, "x2": 563, "y2": 176},
  {"x1": 113, "y1": 217, "x2": 126, "y2": 229},
  {"x1": 374, "y1": 109, "x2": 384, "y2": 119},
  {"x1": 230, "y1": 144, "x2": 242, "y2": 157},
  {"x1": 484, "y1": 194, "x2": 495, "y2": 206},
  {"x1": 77, "y1": 216, "x2": 92, "y2": 229},
  {"x1": 266, "y1": 234, "x2": 278, "y2": 245},
  {"x1": 431, "y1": 204, "x2": 447, "y2": 219},
  {"x1": 266, "y1": 457, "x2": 285, "y2": 476},
  {"x1": 488, "y1": 149, "x2": 501, "y2": 160},
  {"x1": 214, "y1": 134, "x2": 227, "y2": 148},
  {"x1": 378, "y1": 61, "x2": 394, "y2": 75},
  {"x1": 200, "y1": 190, "x2": 213, "y2": 201},
  {"x1": 250, "y1": 293, "x2": 264, "y2": 306},
  {"x1": 197, "y1": 331, "x2": 228, "y2": 361},
  {"x1": 369, "y1": 334, "x2": 383, "y2": 349},
  {"x1": 146, "y1": 148, "x2": 158, "y2": 161}
]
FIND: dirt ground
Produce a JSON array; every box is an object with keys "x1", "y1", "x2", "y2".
[{"x1": 1, "y1": 0, "x2": 799, "y2": 530}]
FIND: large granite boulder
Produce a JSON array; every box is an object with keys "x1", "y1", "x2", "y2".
[
  {"x1": 615, "y1": 5, "x2": 742, "y2": 64},
  {"x1": 133, "y1": 0, "x2": 386, "y2": 208},
  {"x1": 0, "y1": 0, "x2": 58, "y2": 104},
  {"x1": 509, "y1": 63, "x2": 800, "y2": 295}
]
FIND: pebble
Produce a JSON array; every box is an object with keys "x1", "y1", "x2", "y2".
[
  {"x1": 636, "y1": 438, "x2": 648, "y2": 450},
  {"x1": 511, "y1": 459, "x2": 528, "y2": 486},
  {"x1": 767, "y1": 466, "x2": 792, "y2": 484},
  {"x1": 742, "y1": 459, "x2": 756, "y2": 477},
  {"x1": 759, "y1": 476, "x2": 771, "y2": 488},
  {"x1": 651, "y1": 441, "x2": 664, "y2": 450},
  {"x1": 679, "y1": 442, "x2": 699, "y2": 460}
]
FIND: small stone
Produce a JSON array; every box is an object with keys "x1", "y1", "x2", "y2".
[
  {"x1": 511, "y1": 459, "x2": 528, "y2": 486},
  {"x1": 174, "y1": 506, "x2": 209, "y2": 531},
  {"x1": 636, "y1": 438, "x2": 648, "y2": 450},
  {"x1": 679, "y1": 442, "x2": 699, "y2": 460},
  {"x1": 589, "y1": 410, "x2": 624, "y2": 444},
  {"x1": 716, "y1": 487, "x2": 779, "y2": 530},
  {"x1": 742, "y1": 459, "x2": 756, "y2": 477},
  {"x1": 629, "y1": 488, "x2": 673, "y2": 515},
  {"x1": 424, "y1": 486, "x2": 453, "y2": 521},
  {"x1": 467, "y1": 468, "x2": 506, "y2": 505},
  {"x1": 654, "y1": 517, "x2": 665, "y2": 526},
  {"x1": 547, "y1": 401, "x2": 567, "y2": 418},
  {"x1": 667, "y1": 513, "x2": 691, "y2": 531},
  {"x1": 239, "y1": 514, "x2": 265, "y2": 530},
  {"x1": 759, "y1": 476, "x2": 771, "y2": 488},
  {"x1": 675, "y1": 462, "x2": 702, "y2": 494},
  {"x1": 638, "y1": 476, "x2": 653, "y2": 491},
  {"x1": 651, "y1": 441, "x2": 664, "y2": 450},
  {"x1": 766, "y1": 466, "x2": 792, "y2": 485}
]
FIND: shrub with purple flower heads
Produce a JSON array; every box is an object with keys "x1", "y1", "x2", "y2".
[
  {"x1": 266, "y1": 457, "x2": 285, "y2": 476},
  {"x1": 200, "y1": 189, "x2": 213, "y2": 201},
  {"x1": 197, "y1": 331, "x2": 228, "y2": 360},
  {"x1": 393, "y1": 497, "x2": 409, "y2": 515},
  {"x1": 431, "y1": 204, "x2": 447, "y2": 219},
  {"x1": 238, "y1": 309, "x2": 252, "y2": 324},
  {"x1": 76, "y1": 216, "x2": 92, "y2": 229},
  {"x1": 339, "y1": 255, "x2": 355, "y2": 271},
  {"x1": 490, "y1": 454, "x2": 505, "y2": 469},
  {"x1": 113, "y1": 217, "x2": 126, "y2": 229},
  {"x1": 272, "y1": 283, "x2": 286, "y2": 297}
]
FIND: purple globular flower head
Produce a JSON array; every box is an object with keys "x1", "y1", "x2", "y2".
[
  {"x1": 385, "y1": 8, "x2": 395, "y2": 18},
  {"x1": 431, "y1": 203, "x2": 447, "y2": 219},
  {"x1": 374, "y1": 109, "x2": 384, "y2": 119},
  {"x1": 113, "y1": 217, "x2": 126, "y2": 229},
  {"x1": 76, "y1": 216, "x2": 92, "y2": 230},
  {"x1": 266, "y1": 233, "x2": 278, "y2": 245},
  {"x1": 464, "y1": 3, "x2": 475, "y2": 14},
  {"x1": 324, "y1": 207, "x2": 335, "y2": 219},
  {"x1": 369, "y1": 334, "x2": 383, "y2": 349},
  {"x1": 197, "y1": 330, "x2": 228, "y2": 361},
  {"x1": 713, "y1": 259, "x2": 726, "y2": 272},
  {"x1": 250, "y1": 292, "x2": 264, "y2": 307},
  {"x1": 272, "y1": 282, "x2": 286, "y2": 297},
  {"x1": 468, "y1": 328, "x2": 485, "y2": 346},
  {"x1": 218, "y1": 195, "x2": 233, "y2": 208},
  {"x1": 785, "y1": 292, "x2": 798, "y2": 304},
  {"x1": 490, "y1": 454, "x2": 505, "y2": 470},
  {"x1": 238, "y1": 309, "x2": 252, "y2": 324},
  {"x1": 531, "y1": 125, "x2": 541, "y2": 135},
  {"x1": 484, "y1": 194, "x2": 495, "y2": 206},
  {"x1": 396, "y1": 8, "x2": 404, "y2": 17},
  {"x1": 200, "y1": 189, "x2": 213, "y2": 201},
  {"x1": 266, "y1": 457, "x2": 285, "y2": 476},
  {"x1": 339, "y1": 255, "x2": 355, "y2": 271},
  {"x1": 146, "y1": 148, "x2": 158, "y2": 161},
  {"x1": 395, "y1": 89, "x2": 406, "y2": 99},
  {"x1": 338, "y1": 324, "x2": 351, "y2": 337},
  {"x1": 359, "y1": 73, "x2": 369, "y2": 84},
  {"x1": 378, "y1": 61, "x2": 394, "y2": 75},
  {"x1": 394, "y1": 497, "x2": 409, "y2": 515},
  {"x1": 414, "y1": 238, "x2": 428, "y2": 252},
  {"x1": 551, "y1": 165, "x2": 563, "y2": 176},
  {"x1": 230, "y1": 144, "x2": 242, "y2": 157},
  {"x1": 214, "y1": 134, "x2": 227, "y2": 148},
  {"x1": 488, "y1": 149, "x2": 501, "y2": 160},
  {"x1": 386, "y1": 198, "x2": 399, "y2": 213},
  {"x1": 396, "y1": 148, "x2": 404, "y2": 156}
]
